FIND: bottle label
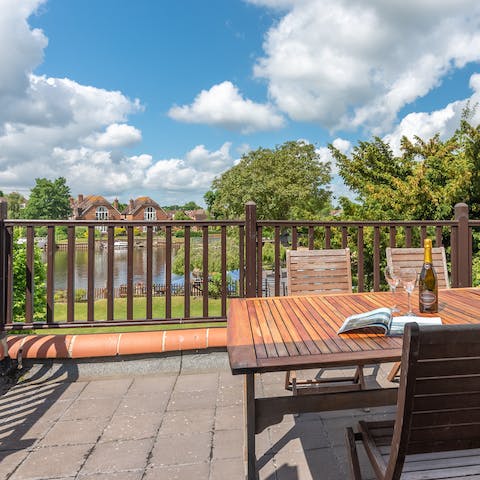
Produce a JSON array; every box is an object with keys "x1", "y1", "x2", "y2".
[{"x1": 420, "y1": 290, "x2": 436, "y2": 307}]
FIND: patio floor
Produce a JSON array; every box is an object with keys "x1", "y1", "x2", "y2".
[{"x1": 0, "y1": 353, "x2": 397, "y2": 480}]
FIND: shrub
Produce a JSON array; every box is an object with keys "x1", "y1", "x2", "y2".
[{"x1": 12, "y1": 230, "x2": 46, "y2": 322}]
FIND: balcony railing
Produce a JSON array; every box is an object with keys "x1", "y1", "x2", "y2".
[{"x1": 0, "y1": 200, "x2": 475, "y2": 331}]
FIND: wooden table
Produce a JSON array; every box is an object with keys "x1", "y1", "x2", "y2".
[{"x1": 227, "y1": 288, "x2": 480, "y2": 480}]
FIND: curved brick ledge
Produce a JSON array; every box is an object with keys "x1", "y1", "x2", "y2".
[{"x1": 1, "y1": 327, "x2": 227, "y2": 360}]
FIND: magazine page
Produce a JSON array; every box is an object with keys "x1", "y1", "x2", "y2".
[
  {"x1": 338, "y1": 307, "x2": 392, "y2": 334},
  {"x1": 388, "y1": 317, "x2": 442, "y2": 336}
]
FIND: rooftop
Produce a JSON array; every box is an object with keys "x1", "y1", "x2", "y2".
[{"x1": 0, "y1": 351, "x2": 396, "y2": 479}]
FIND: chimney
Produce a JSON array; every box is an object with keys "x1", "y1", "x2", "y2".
[
  {"x1": 113, "y1": 198, "x2": 119, "y2": 210},
  {"x1": 78, "y1": 194, "x2": 84, "y2": 203},
  {"x1": 129, "y1": 198, "x2": 134, "y2": 211}
]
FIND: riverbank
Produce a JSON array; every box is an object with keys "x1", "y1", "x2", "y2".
[
  {"x1": 50, "y1": 296, "x2": 226, "y2": 322},
  {"x1": 54, "y1": 236, "x2": 186, "y2": 250}
]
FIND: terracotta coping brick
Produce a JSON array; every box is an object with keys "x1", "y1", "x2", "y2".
[
  {"x1": 2, "y1": 328, "x2": 227, "y2": 360},
  {"x1": 8, "y1": 335, "x2": 73, "y2": 359},
  {"x1": 70, "y1": 333, "x2": 119, "y2": 358}
]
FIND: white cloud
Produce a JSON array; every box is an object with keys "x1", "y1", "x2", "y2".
[
  {"x1": 184, "y1": 142, "x2": 233, "y2": 172},
  {"x1": 85, "y1": 123, "x2": 142, "y2": 149},
  {"x1": 45, "y1": 142, "x2": 236, "y2": 201},
  {"x1": 250, "y1": 0, "x2": 480, "y2": 133},
  {"x1": 331, "y1": 138, "x2": 351, "y2": 154},
  {"x1": 0, "y1": 0, "x2": 47, "y2": 99},
  {"x1": 168, "y1": 81, "x2": 285, "y2": 133},
  {"x1": 0, "y1": 1, "x2": 237, "y2": 206},
  {"x1": 384, "y1": 73, "x2": 480, "y2": 154}
]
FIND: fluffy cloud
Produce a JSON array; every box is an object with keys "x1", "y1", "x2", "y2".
[
  {"x1": 0, "y1": 1, "x2": 236, "y2": 205},
  {"x1": 250, "y1": 0, "x2": 480, "y2": 133},
  {"x1": 0, "y1": 0, "x2": 146, "y2": 195},
  {"x1": 0, "y1": 0, "x2": 47, "y2": 99},
  {"x1": 48, "y1": 142, "x2": 235, "y2": 201},
  {"x1": 85, "y1": 123, "x2": 142, "y2": 149},
  {"x1": 384, "y1": 73, "x2": 480, "y2": 153},
  {"x1": 143, "y1": 143, "x2": 234, "y2": 193},
  {"x1": 184, "y1": 142, "x2": 234, "y2": 172},
  {"x1": 168, "y1": 81, "x2": 285, "y2": 133}
]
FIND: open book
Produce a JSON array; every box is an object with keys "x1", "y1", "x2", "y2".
[{"x1": 337, "y1": 307, "x2": 442, "y2": 336}]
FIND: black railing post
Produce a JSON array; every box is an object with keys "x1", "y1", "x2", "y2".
[
  {"x1": 453, "y1": 203, "x2": 471, "y2": 287},
  {"x1": 0, "y1": 198, "x2": 8, "y2": 359},
  {"x1": 245, "y1": 201, "x2": 257, "y2": 298}
]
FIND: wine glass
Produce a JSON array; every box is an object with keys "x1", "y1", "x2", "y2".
[
  {"x1": 399, "y1": 267, "x2": 418, "y2": 316},
  {"x1": 384, "y1": 266, "x2": 400, "y2": 312}
]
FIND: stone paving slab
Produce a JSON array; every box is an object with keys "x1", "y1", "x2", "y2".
[{"x1": 0, "y1": 353, "x2": 398, "y2": 479}]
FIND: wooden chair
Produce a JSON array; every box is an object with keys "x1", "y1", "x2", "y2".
[
  {"x1": 385, "y1": 246, "x2": 450, "y2": 381},
  {"x1": 345, "y1": 323, "x2": 480, "y2": 480},
  {"x1": 285, "y1": 248, "x2": 365, "y2": 394},
  {"x1": 386, "y1": 246, "x2": 450, "y2": 289}
]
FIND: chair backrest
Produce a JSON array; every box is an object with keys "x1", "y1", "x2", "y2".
[
  {"x1": 386, "y1": 246, "x2": 450, "y2": 289},
  {"x1": 286, "y1": 248, "x2": 352, "y2": 295},
  {"x1": 386, "y1": 323, "x2": 480, "y2": 479}
]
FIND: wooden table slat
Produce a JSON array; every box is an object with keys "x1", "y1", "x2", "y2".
[
  {"x1": 246, "y1": 301, "x2": 269, "y2": 360},
  {"x1": 226, "y1": 299, "x2": 258, "y2": 371},
  {"x1": 277, "y1": 297, "x2": 322, "y2": 355},
  {"x1": 253, "y1": 299, "x2": 280, "y2": 358},
  {"x1": 258, "y1": 301, "x2": 290, "y2": 357},
  {"x1": 269, "y1": 298, "x2": 313, "y2": 356},
  {"x1": 264, "y1": 301, "x2": 301, "y2": 357}
]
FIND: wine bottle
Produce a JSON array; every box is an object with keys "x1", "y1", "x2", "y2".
[{"x1": 418, "y1": 238, "x2": 438, "y2": 313}]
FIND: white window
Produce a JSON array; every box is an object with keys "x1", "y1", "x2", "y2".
[
  {"x1": 96, "y1": 206, "x2": 108, "y2": 221},
  {"x1": 96, "y1": 206, "x2": 108, "y2": 233},
  {"x1": 144, "y1": 206, "x2": 156, "y2": 221}
]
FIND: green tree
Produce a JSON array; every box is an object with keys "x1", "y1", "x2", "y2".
[
  {"x1": 6, "y1": 192, "x2": 26, "y2": 219},
  {"x1": 12, "y1": 230, "x2": 47, "y2": 322},
  {"x1": 456, "y1": 117, "x2": 480, "y2": 218},
  {"x1": 205, "y1": 140, "x2": 332, "y2": 220},
  {"x1": 24, "y1": 177, "x2": 72, "y2": 219},
  {"x1": 173, "y1": 211, "x2": 190, "y2": 220},
  {"x1": 162, "y1": 201, "x2": 201, "y2": 211},
  {"x1": 330, "y1": 133, "x2": 470, "y2": 221},
  {"x1": 182, "y1": 201, "x2": 201, "y2": 210}
]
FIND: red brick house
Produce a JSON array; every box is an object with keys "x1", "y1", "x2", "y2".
[
  {"x1": 184, "y1": 209, "x2": 207, "y2": 221},
  {"x1": 122, "y1": 196, "x2": 168, "y2": 222},
  {"x1": 70, "y1": 194, "x2": 123, "y2": 222}
]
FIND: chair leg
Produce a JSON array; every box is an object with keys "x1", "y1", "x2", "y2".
[
  {"x1": 354, "y1": 366, "x2": 365, "y2": 389},
  {"x1": 285, "y1": 370, "x2": 298, "y2": 391},
  {"x1": 387, "y1": 362, "x2": 401, "y2": 382},
  {"x1": 292, "y1": 373, "x2": 298, "y2": 395},
  {"x1": 345, "y1": 427, "x2": 362, "y2": 480}
]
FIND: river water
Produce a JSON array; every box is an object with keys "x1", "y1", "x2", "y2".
[{"x1": 52, "y1": 245, "x2": 183, "y2": 290}]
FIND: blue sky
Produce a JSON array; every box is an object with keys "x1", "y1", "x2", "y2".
[{"x1": 1, "y1": 0, "x2": 480, "y2": 207}]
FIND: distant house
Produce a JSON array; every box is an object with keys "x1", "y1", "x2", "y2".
[
  {"x1": 184, "y1": 209, "x2": 207, "y2": 221},
  {"x1": 70, "y1": 194, "x2": 123, "y2": 230},
  {"x1": 122, "y1": 196, "x2": 169, "y2": 224}
]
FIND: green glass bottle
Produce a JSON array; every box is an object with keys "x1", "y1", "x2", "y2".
[{"x1": 419, "y1": 238, "x2": 438, "y2": 313}]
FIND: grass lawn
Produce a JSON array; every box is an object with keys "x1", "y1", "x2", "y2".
[{"x1": 10, "y1": 296, "x2": 228, "y2": 335}]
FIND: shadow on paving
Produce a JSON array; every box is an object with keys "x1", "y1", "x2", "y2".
[
  {"x1": 0, "y1": 358, "x2": 79, "y2": 468},
  {"x1": 258, "y1": 365, "x2": 387, "y2": 480}
]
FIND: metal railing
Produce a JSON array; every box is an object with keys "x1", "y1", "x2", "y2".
[{"x1": 0, "y1": 200, "x2": 475, "y2": 331}]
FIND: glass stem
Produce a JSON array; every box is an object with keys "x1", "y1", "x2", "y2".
[{"x1": 407, "y1": 292, "x2": 411, "y2": 315}]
